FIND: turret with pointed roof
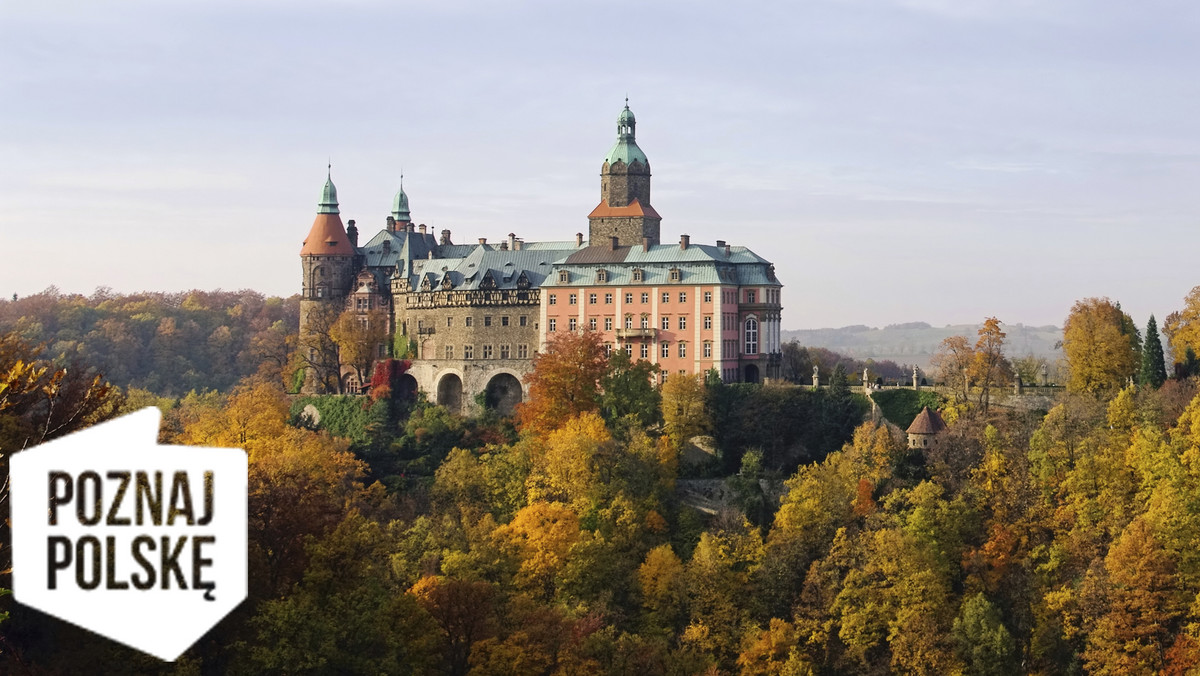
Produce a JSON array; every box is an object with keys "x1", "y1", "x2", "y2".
[
  {"x1": 589, "y1": 101, "x2": 661, "y2": 247},
  {"x1": 906, "y1": 406, "x2": 947, "y2": 449},
  {"x1": 391, "y1": 175, "x2": 411, "y2": 225}
]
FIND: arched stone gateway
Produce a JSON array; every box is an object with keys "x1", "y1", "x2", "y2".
[
  {"x1": 484, "y1": 373, "x2": 523, "y2": 416},
  {"x1": 396, "y1": 373, "x2": 418, "y2": 401},
  {"x1": 436, "y1": 373, "x2": 463, "y2": 413},
  {"x1": 744, "y1": 363, "x2": 760, "y2": 384}
]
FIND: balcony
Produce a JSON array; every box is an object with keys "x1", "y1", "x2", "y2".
[{"x1": 616, "y1": 328, "x2": 657, "y2": 339}]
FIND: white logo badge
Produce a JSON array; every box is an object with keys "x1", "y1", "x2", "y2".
[{"x1": 10, "y1": 407, "x2": 248, "y2": 661}]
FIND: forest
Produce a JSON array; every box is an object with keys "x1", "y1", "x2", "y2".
[{"x1": 4, "y1": 287, "x2": 1200, "y2": 674}]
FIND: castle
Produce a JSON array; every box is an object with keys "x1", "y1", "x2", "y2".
[{"x1": 299, "y1": 104, "x2": 783, "y2": 413}]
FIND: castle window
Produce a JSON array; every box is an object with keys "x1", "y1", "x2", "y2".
[
  {"x1": 549, "y1": 294, "x2": 557, "y2": 305},
  {"x1": 624, "y1": 315, "x2": 633, "y2": 329},
  {"x1": 632, "y1": 269, "x2": 644, "y2": 282},
  {"x1": 589, "y1": 318, "x2": 597, "y2": 331},
  {"x1": 605, "y1": 344, "x2": 613, "y2": 356},
  {"x1": 549, "y1": 319, "x2": 557, "y2": 332},
  {"x1": 445, "y1": 345, "x2": 454, "y2": 359},
  {"x1": 624, "y1": 343, "x2": 633, "y2": 356},
  {"x1": 661, "y1": 342, "x2": 670, "y2": 358},
  {"x1": 501, "y1": 316, "x2": 509, "y2": 327},
  {"x1": 604, "y1": 317, "x2": 613, "y2": 331},
  {"x1": 746, "y1": 290, "x2": 756, "y2": 303},
  {"x1": 605, "y1": 293, "x2": 613, "y2": 304},
  {"x1": 640, "y1": 343, "x2": 649, "y2": 359},
  {"x1": 484, "y1": 316, "x2": 492, "y2": 327},
  {"x1": 679, "y1": 292, "x2": 687, "y2": 303},
  {"x1": 518, "y1": 344, "x2": 529, "y2": 358},
  {"x1": 447, "y1": 317, "x2": 453, "y2": 327},
  {"x1": 379, "y1": 344, "x2": 387, "y2": 358},
  {"x1": 678, "y1": 343, "x2": 687, "y2": 358},
  {"x1": 500, "y1": 344, "x2": 510, "y2": 359},
  {"x1": 744, "y1": 317, "x2": 759, "y2": 355},
  {"x1": 704, "y1": 341, "x2": 712, "y2": 358},
  {"x1": 625, "y1": 293, "x2": 633, "y2": 303},
  {"x1": 465, "y1": 317, "x2": 473, "y2": 327},
  {"x1": 519, "y1": 315, "x2": 528, "y2": 327},
  {"x1": 569, "y1": 318, "x2": 577, "y2": 331},
  {"x1": 596, "y1": 269, "x2": 608, "y2": 283},
  {"x1": 589, "y1": 293, "x2": 597, "y2": 305},
  {"x1": 482, "y1": 344, "x2": 493, "y2": 359},
  {"x1": 704, "y1": 315, "x2": 712, "y2": 330},
  {"x1": 661, "y1": 316, "x2": 670, "y2": 330},
  {"x1": 558, "y1": 270, "x2": 569, "y2": 283},
  {"x1": 670, "y1": 268, "x2": 681, "y2": 282},
  {"x1": 640, "y1": 315, "x2": 650, "y2": 329},
  {"x1": 464, "y1": 345, "x2": 474, "y2": 359},
  {"x1": 661, "y1": 292, "x2": 670, "y2": 303},
  {"x1": 704, "y1": 291, "x2": 712, "y2": 303},
  {"x1": 569, "y1": 294, "x2": 577, "y2": 305},
  {"x1": 679, "y1": 316, "x2": 687, "y2": 330},
  {"x1": 641, "y1": 292, "x2": 649, "y2": 303},
  {"x1": 316, "y1": 287, "x2": 326, "y2": 298}
]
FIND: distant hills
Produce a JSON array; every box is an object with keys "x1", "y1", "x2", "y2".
[{"x1": 781, "y1": 322, "x2": 1062, "y2": 371}]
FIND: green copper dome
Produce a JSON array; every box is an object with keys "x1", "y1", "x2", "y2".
[
  {"x1": 317, "y1": 169, "x2": 339, "y2": 215},
  {"x1": 605, "y1": 103, "x2": 648, "y2": 166}
]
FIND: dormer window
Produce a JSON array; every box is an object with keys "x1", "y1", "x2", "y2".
[
  {"x1": 632, "y1": 268, "x2": 644, "y2": 282},
  {"x1": 669, "y1": 267, "x2": 681, "y2": 282},
  {"x1": 558, "y1": 270, "x2": 569, "y2": 283},
  {"x1": 596, "y1": 269, "x2": 608, "y2": 283}
]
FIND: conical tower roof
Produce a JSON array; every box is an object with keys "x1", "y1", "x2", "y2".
[
  {"x1": 907, "y1": 406, "x2": 947, "y2": 435},
  {"x1": 301, "y1": 169, "x2": 355, "y2": 256}
]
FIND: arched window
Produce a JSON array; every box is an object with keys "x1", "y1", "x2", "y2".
[{"x1": 744, "y1": 316, "x2": 759, "y2": 355}]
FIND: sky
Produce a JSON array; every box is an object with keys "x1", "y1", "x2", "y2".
[{"x1": 2, "y1": 0, "x2": 1199, "y2": 330}]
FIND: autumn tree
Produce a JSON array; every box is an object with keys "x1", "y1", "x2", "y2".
[
  {"x1": 1165, "y1": 285, "x2": 1200, "y2": 367},
  {"x1": 1140, "y1": 314, "x2": 1168, "y2": 389},
  {"x1": 294, "y1": 302, "x2": 343, "y2": 393},
  {"x1": 329, "y1": 308, "x2": 389, "y2": 392},
  {"x1": 661, "y1": 372, "x2": 709, "y2": 451},
  {"x1": 1063, "y1": 297, "x2": 1139, "y2": 397},
  {"x1": 931, "y1": 335, "x2": 975, "y2": 403},
  {"x1": 599, "y1": 349, "x2": 661, "y2": 430},
  {"x1": 971, "y1": 317, "x2": 1011, "y2": 413},
  {"x1": 516, "y1": 330, "x2": 608, "y2": 436}
]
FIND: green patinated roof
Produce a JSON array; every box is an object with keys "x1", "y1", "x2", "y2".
[
  {"x1": 317, "y1": 171, "x2": 339, "y2": 214},
  {"x1": 605, "y1": 103, "x2": 648, "y2": 166},
  {"x1": 391, "y1": 186, "x2": 410, "y2": 220}
]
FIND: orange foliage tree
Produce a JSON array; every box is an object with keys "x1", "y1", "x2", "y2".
[{"x1": 516, "y1": 330, "x2": 608, "y2": 436}]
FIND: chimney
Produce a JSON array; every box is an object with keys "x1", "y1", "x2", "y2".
[
  {"x1": 346, "y1": 220, "x2": 358, "y2": 248},
  {"x1": 478, "y1": 237, "x2": 487, "y2": 245},
  {"x1": 680, "y1": 234, "x2": 690, "y2": 250},
  {"x1": 419, "y1": 224, "x2": 427, "y2": 234},
  {"x1": 724, "y1": 244, "x2": 731, "y2": 258},
  {"x1": 514, "y1": 238, "x2": 523, "y2": 251},
  {"x1": 508, "y1": 232, "x2": 516, "y2": 250},
  {"x1": 440, "y1": 229, "x2": 452, "y2": 245},
  {"x1": 576, "y1": 233, "x2": 584, "y2": 247},
  {"x1": 500, "y1": 241, "x2": 508, "y2": 251},
  {"x1": 716, "y1": 239, "x2": 725, "y2": 248},
  {"x1": 386, "y1": 216, "x2": 396, "y2": 232}
]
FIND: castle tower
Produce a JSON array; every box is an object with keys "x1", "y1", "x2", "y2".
[
  {"x1": 299, "y1": 169, "x2": 357, "y2": 392},
  {"x1": 391, "y1": 175, "x2": 411, "y2": 231},
  {"x1": 588, "y1": 102, "x2": 661, "y2": 247}
]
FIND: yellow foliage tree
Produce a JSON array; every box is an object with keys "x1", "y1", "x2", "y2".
[
  {"x1": 493, "y1": 501, "x2": 581, "y2": 598},
  {"x1": 661, "y1": 372, "x2": 709, "y2": 451},
  {"x1": 526, "y1": 411, "x2": 611, "y2": 505},
  {"x1": 1165, "y1": 285, "x2": 1200, "y2": 367},
  {"x1": 1063, "y1": 297, "x2": 1139, "y2": 397}
]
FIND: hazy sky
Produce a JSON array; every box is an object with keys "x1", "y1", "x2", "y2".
[{"x1": 3, "y1": 0, "x2": 1199, "y2": 330}]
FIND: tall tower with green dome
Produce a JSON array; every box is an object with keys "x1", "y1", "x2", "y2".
[{"x1": 588, "y1": 102, "x2": 661, "y2": 247}]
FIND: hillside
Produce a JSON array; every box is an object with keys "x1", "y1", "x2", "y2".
[{"x1": 782, "y1": 321, "x2": 1062, "y2": 370}]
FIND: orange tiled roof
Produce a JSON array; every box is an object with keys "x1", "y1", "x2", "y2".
[
  {"x1": 587, "y1": 198, "x2": 661, "y2": 220},
  {"x1": 300, "y1": 213, "x2": 355, "y2": 256}
]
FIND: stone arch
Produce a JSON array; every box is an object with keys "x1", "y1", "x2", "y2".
[
  {"x1": 484, "y1": 372, "x2": 523, "y2": 416},
  {"x1": 744, "y1": 363, "x2": 760, "y2": 384},
  {"x1": 436, "y1": 372, "x2": 464, "y2": 413},
  {"x1": 396, "y1": 373, "x2": 418, "y2": 401}
]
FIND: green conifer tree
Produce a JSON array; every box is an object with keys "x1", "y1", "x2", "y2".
[{"x1": 1139, "y1": 315, "x2": 1168, "y2": 389}]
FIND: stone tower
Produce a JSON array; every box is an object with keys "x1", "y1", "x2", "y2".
[
  {"x1": 588, "y1": 102, "x2": 661, "y2": 247},
  {"x1": 299, "y1": 170, "x2": 358, "y2": 392}
]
